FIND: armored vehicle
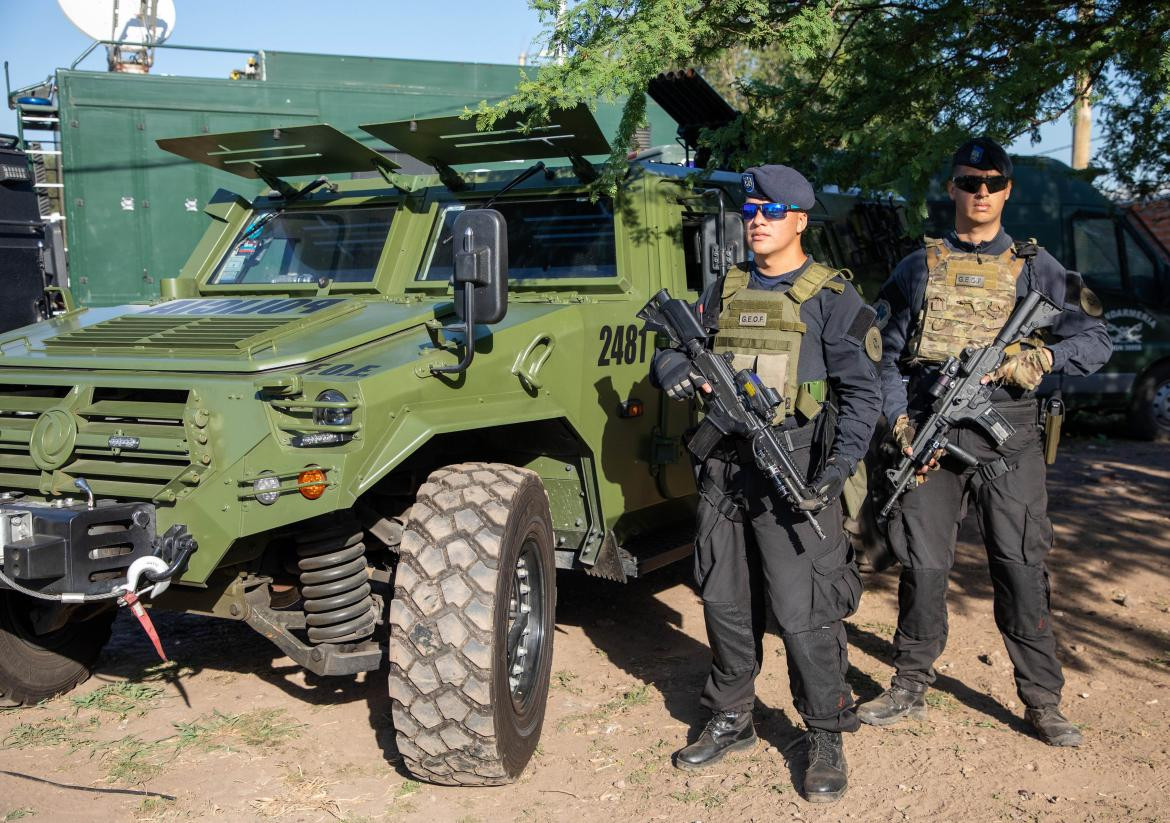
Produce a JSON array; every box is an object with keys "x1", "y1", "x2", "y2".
[{"x1": 0, "y1": 104, "x2": 904, "y2": 785}]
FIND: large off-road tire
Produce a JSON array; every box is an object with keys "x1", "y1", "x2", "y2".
[
  {"x1": 0, "y1": 593, "x2": 115, "y2": 706},
  {"x1": 388, "y1": 462, "x2": 556, "y2": 786},
  {"x1": 1129, "y1": 363, "x2": 1170, "y2": 442}
]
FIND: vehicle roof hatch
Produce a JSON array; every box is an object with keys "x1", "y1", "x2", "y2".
[
  {"x1": 647, "y1": 69, "x2": 739, "y2": 167},
  {"x1": 359, "y1": 104, "x2": 609, "y2": 190},
  {"x1": 156, "y1": 124, "x2": 400, "y2": 195}
]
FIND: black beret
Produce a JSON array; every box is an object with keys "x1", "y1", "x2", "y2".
[
  {"x1": 741, "y1": 165, "x2": 815, "y2": 210},
  {"x1": 951, "y1": 137, "x2": 1013, "y2": 177}
]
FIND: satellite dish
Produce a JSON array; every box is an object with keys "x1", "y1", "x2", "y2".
[{"x1": 57, "y1": 0, "x2": 177, "y2": 45}]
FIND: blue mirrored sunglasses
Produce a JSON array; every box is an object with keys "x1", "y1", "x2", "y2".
[{"x1": 741, "y1": 202, "x2": 803, "y2": 221}]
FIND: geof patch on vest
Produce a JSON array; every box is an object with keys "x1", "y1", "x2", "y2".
[{"x1": 909, "y1": 240, "x2": 1026, "y2": 362}]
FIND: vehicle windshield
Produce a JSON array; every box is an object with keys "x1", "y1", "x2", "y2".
[
  {"x1": 210, "y1": 206, "x2": 395, "y2": 285},
  {"x1": 419, "y1": 197, "x2": 617, "y2": 281}
]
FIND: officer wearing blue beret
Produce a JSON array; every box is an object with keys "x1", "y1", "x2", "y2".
[{"x1": 652, "y1": 164, "x2": 883, "y2": 802}]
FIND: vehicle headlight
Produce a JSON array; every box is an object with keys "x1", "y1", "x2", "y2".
[
  {"x1": 314, "y1": 390, "x2": 352, "y2": 427},
  {"x1": 253, "y1": 473, "x2": 281, "y2": 505}
]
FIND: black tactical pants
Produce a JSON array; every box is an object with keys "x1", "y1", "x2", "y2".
[
  {"x1": 694, "y1": 441, "x2": 862, "y2": 733},
  {"x1": 886, "y1": 402, "x2": 1064, "y2": 708}
]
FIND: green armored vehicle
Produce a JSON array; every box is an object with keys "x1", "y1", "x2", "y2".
[{"x1": 0, "y1": 103, "x2": 904, "y2": 784}]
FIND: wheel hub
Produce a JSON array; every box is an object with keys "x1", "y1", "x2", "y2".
[
  {"x1": 1152, "y1": 380, "x2": 1170, "y2": 431},
  {"x1": 506, "y1": 538, "x2": 544, "y2": 709}
]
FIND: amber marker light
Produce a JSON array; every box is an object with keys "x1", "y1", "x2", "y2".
[{"x1": 298, "y1": 468, "x2": 328, "y2": 499}]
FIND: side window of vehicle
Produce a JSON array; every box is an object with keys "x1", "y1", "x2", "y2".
[
  {"x1": 1122, "y1": 228, "x2": 1160, "y2": 304},
  {"x1": 1072, "y1": 217, "x2": 1123, "y2": 293},
  {"x1": 420, "y1": 197, "x2": 617, "y2": 281}
]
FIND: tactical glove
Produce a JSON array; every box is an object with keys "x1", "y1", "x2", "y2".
[
  {"x1": 891, "y1": 414, "x2": 915, "y2": 452},
  {"x1": 892, "y1": 414, "x2": 940, "y2": 484},
  {"x1": 797, "y1": 458, "x2": 849, "y2": 514},
  {"x1": 654, "y1": 353, "x2": 704, "y2": 401},
  {"x1": 986, "y1": 347, "x2": 1053, "y2": 391}
]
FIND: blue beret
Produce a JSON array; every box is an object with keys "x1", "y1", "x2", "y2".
[
  {"x1": 741, "y1": 165, "x2": 815, "y2": 210},
  {"x1": 951, "y1": 137, "x2": 1013, "y2": 177}
]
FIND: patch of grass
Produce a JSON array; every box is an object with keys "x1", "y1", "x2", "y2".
[
  {"x1": 136, "y1": 796, "x2": 174, "y2": 816},
  {"x1": 603, "y1": 683, "x2": 651, "y2": 714},
  {"x1": 853, "y1": 620, "x2": 897, "y2": 636},
  {"x1": 396, "y1": 779, "x2": 421, "y2": 798},
  {"x1": 670, "y1": 787, "x2": 725, "y2": 809},
  {"x1": 1145, "y1": 653, "x2": 1170, "y2": 669},
  {"x1": 71, "y1": 682, "x2": 163, "y2": 718},
  {"x1": 2, "y1": 714, "x2": 95, "y2": 750},
  {"x1": 3, "y1": 810, "x2": 35, "y2": 821},
  {"x1": 174, "y1": 708, "x2": 302, "y2": 752},
  {"x1": 552, "y1": 670, "x2": 583, "y2": 695},
  {"x1": 925, "y1": 691, "x2": 958, "y2": 712},
  {"x1": 93, "y1": 735, "x2": 172, "y2": 784}
]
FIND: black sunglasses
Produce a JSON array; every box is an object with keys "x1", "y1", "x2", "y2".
[
  {"x1": 741, "y1": 202, "x2": 804, "y2": 221},
  {"x1": 952, "y1": 174, "x2": 1010, "y2": 194}
]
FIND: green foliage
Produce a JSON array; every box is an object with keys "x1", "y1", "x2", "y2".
[
  {"x1": 485, "y1": 1, "x2": 1170, "y2": 202},
  {"x1": 70, "y1": 682, "x2": 164, "y2": 718}
]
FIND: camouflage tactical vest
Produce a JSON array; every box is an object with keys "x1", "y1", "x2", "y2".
[
  {"x1": 909, "y1": 238, "x2": 1027, "y2": 363},
  {"x1": 713, "y1": 261, "x2": 844, "y2": 423}
]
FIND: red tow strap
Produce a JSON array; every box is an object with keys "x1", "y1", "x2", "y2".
[{"x1": 118, "y1": 590, "x2": 168, "y2": 661}]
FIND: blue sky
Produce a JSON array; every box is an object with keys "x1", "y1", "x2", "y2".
[{"x1": 2, "y1": 0, "x2": 1090, "y2": 162}]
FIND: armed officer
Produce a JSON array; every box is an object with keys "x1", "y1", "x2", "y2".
[
  {"x1": 651, "y1": 165, "x2": 882, "y2": 803},
  {"x1": 858, "y1": 138, "x2": 1112, "y2": 746}
]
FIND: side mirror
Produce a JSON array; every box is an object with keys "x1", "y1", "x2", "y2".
[
  {"x1": 431, "y1": 209, "x2": 509, "y2": 376},
  {"x1": 452, "y1": 208, "x2": 508, "y2": 324}
]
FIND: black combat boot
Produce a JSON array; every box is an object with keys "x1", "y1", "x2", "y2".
[
  {"x1": 1026, "y1": 705, "x2": 1083, "y2": 747},
  {"x1": 674, "y1": 710, "x2": 756, "y2": 771},
  {"x1": 803, "y1": 729, "x2": 848, "y2": 803},
  {"x1": 856, "y1": 685, "x2": 927, "y2": 726}
]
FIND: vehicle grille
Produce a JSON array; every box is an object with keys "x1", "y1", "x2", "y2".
[
  {"x1": 43, "y1": 315, "x2": 291, "y2": 353},
  {"x1": 0, "y1": 384, "x2": 194, "y2": 502}
]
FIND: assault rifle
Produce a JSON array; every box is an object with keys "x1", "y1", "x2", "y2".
[
  {"x1": 879, "y1": 289, "x2": 1062, "y2": 518},
  {"x1": 638, "y1": 288, "x2": 826, "y2": 540}
]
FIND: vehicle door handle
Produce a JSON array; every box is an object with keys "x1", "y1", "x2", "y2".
[{"x1": 512, "y1": 334, "x2": 555, "y2": 391}]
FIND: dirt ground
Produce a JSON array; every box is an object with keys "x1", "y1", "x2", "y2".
[{"x1": 1, "y1": 433, "x2": 1168, "y2": 822}]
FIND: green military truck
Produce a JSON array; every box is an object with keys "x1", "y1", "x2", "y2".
[
  {"x1": 0, "y1": 107, "x2": 732, "y2": 785},
  {"x1": 0, "y1": 101, "x2": 907, "y2": 784}
]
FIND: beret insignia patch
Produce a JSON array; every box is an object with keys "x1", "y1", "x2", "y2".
[{"x1": 742, "y1": 173, "x2": 756, "y2": 193}]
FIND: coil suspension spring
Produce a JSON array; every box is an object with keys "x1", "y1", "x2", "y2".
[{"x1": 295, "y1": 524, "x2": 376, "y2": 644}]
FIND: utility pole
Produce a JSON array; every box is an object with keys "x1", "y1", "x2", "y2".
[{"x1": 1071, "y1": 0, "x2": 1093, "y2": 170}]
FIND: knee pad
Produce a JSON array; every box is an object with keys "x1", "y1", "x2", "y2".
[
  {"x1": 703, "y1": 600, "x2": 757, "y2": 677},
  {"x1": 989, "y1": 561, "x2": 1051, "y2": 638},
  {"x1": 897, "y1": 568, "x2": 949, "y2": 641}
]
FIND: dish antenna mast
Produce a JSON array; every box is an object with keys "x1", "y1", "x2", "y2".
[{"x1": 57, "y1": 0, "x2": 178, "y2": 73}]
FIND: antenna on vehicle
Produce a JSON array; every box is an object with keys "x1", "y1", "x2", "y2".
[{"x1": 57, "y1": 0, "x2": 177, "y2": 74}]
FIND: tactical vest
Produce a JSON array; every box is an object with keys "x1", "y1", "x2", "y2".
[
  {"x1": 713, "y1": 261, "x2": 845, "y2": 423},
  {"x1": 909, "y1": 238, "x2": 1027, "y2": 363}
]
